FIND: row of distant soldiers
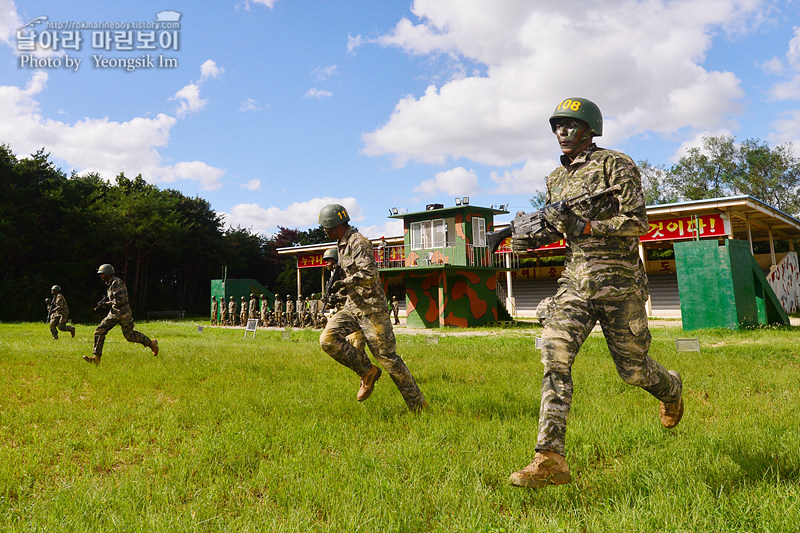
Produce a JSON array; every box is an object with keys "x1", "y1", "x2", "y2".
[{"x1": 210, "y1": 293, "x2": 327, "y2": 329}]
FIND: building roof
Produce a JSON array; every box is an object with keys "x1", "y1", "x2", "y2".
[{"x1": 646, "y1": 195, "x2": 800, "y2": 241}]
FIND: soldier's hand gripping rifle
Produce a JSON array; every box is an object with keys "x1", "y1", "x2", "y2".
[
  {"x1": 93, "y1": 296, "x2": 110, "y2": 313},
  {"x1": 486, "y1": 185, "x2": 621, "y2": 252},
  {"x1": 319, "y1": 265, "x2": 344, "y2": 316}
]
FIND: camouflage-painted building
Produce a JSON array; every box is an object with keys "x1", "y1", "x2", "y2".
[{"x1": 380, "y1": 202, "x2": 511, "y2": 328}]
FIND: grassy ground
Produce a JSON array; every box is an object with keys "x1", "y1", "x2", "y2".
[{"x1": 1, "y1": 320, "x2": 799, "y2": 532}]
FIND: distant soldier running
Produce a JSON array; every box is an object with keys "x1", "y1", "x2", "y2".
[{"x1": 48, "y1": 285, "x2": 76, "y2": 339}]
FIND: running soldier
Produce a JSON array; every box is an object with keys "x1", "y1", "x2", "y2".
[
  {"x1": 85, "y1": 264, "x2": 158, "y2": 365},
  {"x1": 317, "y1": 204, "x2": 427, "y2": 412},
  {"x1": 507, "y1": 98, "x2": 683, "y2": 488},
  {"x1": 391, "y1": 295, "x2": 400, "y2": 325},
  {"x1": 48, "y1": 285, "x2": 76, "y2": 339}
]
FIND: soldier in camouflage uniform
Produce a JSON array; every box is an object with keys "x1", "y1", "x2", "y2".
[
  {"x1": 228, "y1": 296, "x2": 237, "y2": 326},
  {"x1": 260, "y1": 294, "x2": 269, "y2": 326},
  {"x1": 317, "y1": 204, "x2": 427, "y2": 411},
  {"x1": 49, "y1": 285, "x2": 76, "y2": 339},
  {"x1": 211, "y1": 296, "x2": 219, "y2": 326},
  {"x1": 285, "y1": 295, "x2": 295, "y2": 328},
  {"x1": 219, "y1": 296, "x2": 228, "y2": 326},
  {"x1": 273, "y1": 295, "x2": 284, "y2": 327},
  {"x1": 240, "y1": 296, "x2": 248, "y2": 327},
  {"x1": 391, "y1": 295, "x2": 400, "y2": 325},
  {"x1": 85, "y1": 264, "x2": 158, "y2": 365},
  {"x1": 249, "y1": 293, "x2": 258, "y2": 321},
  {"x1": 508, "y1": 98, "x2": 683, "y2": 489},
  {"x1": 307, "y1": 294, "x2": 319, "y2": 328}
]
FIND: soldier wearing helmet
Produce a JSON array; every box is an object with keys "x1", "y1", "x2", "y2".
[
  {"x1": 508, "y1": 98, "x2": 683, "y2": 489},
  {"x1": 239, "y1": 296, "x2": 248, "y2": 327},
  {"x1": 273, "y1": 293, "x2": 283, "y2": 327},
  {"x1": 317, "y1": 203, "x2": 427, "y2": 412},
  {"x1": 249, "y1": 293, "x2": 258, "y2": 322},
  {"x1": 211, "y1": 296, "x2": 219, "y2": 326},
  {"x1": 48, "y1": 284, "x2": 76, "y2": 339},
  {"x1": 228, "y1": 296, "x2": 237, "y2": 326},
  {"x1": 85, "y1": 264, "x2": 158, "y2": 364},
  {"x1": 219, "y1": 294, "x2": 228, "y2": 326},
  {"x1": 285, "y1": 294, "x2": 295, "y2": 327}
]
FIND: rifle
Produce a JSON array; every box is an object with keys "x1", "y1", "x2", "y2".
[
  {"x1": 486, "y1": 184, "x2": 621, "y2": 252},
  {"x1": 319, "y1": 265, "x2": 344, "y2": 316},
  {"x1": 45, "y1": 297, "x2": 54, "y2": 323},
  {"x1": 94, "y1": 296, "x2": 110, "y2": 313}
]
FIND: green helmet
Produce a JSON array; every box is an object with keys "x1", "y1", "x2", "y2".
[
  {"x1": 97, "y1": 264, "x2": 115, "y2": 275},
  {"x1": 51, "y1": 285, "x2": 61, "y2": 292},
  {"x1": 319, "y1": 203, "x2": 350, "y2": 228},
  {"x1": 323, "y1": 247, "x2": 338, "y2": 262},
  {"x1": 549, "y1": 97, "x2": 603, "y2": 136}
]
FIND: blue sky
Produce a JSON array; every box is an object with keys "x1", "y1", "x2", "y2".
[{"x1": 2, "y1": 0, "x2": 800, "y2": 239}]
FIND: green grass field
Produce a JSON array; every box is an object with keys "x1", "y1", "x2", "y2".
[{"x1": 1, "y1": 320, "x2": 799, "y2": 532}]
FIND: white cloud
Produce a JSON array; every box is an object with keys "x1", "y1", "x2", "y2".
[
  {"x1": 238, "y1": 0, "x2": 277, "y2": 10},
  {"x1": 413, "y1": 166, "x2": 480, "y2": 196},
  {"x1": 242, "y1": 178, "x2": 261, "y2": 191},
  {"x1": 305, "y1": 88, "x2": 332, "y2": 99},
  {"x1": 759, "y1": 56, "x2": 784, "y2": 76},
  {"x1": 362, "y1": 0, "x2": 759, "y2": 192},
  {"x1": 360, "y1": 219, "x2": 404, "y2": 240},
  {"x1": 0, "y1": 71, "x2": 226, "y2": 190},
  {"x1": 768, "y1": 109, "x2": 800, "y2": 147},
  {"x1": 347, "y1": 34, "x2": 365, "y2": 53},
  {"x1": 172, "y1": 83, "x2": 206, "y2": 117},
  {"x1": 200, "y1": 59, "x2": 224, "y2": 81},
  {"x1": 221, "y1": 197, "x2": 363, "y2": 234},
  {"x1": 239, "y1": 97, "x2": 262, "y2": 112},
  {"x1": 490, "y1": 158, "x2": 556, "y2": 195},
  {"x1": 313, "y1": 65, "x2": 338, "y2": 81}
]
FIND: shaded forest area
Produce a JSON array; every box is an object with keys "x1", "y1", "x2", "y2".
[{"x1": 0, "y1": 145, "x2": 328, "y2": 323}]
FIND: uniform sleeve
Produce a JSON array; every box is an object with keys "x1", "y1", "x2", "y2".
[
  {"x1": 589, "y1": 154, "x2": 649, "y2": 237},
  {"x1": 109, "y1": 278, "x2": 129, "y2": 308},
  {"x1": 346, "y1": 235, "x2": 379, "y2": 287}
]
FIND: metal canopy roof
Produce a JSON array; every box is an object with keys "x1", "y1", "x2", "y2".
[{"x1": 646, "y1": 195, "x2": 800, "y2": 242}]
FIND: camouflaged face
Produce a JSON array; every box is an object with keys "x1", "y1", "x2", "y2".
[{"x1": 546, "y1": 144, "x2": 649, "y2": 298}]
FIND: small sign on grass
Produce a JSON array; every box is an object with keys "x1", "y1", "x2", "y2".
[{"x1": 675, "y1": 338, "x2": 700, "y2": 352}]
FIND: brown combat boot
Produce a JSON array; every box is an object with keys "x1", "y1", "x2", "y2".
[
  {"x1": 70, "y1": 327, "x2": 75, "y2": 338},
  {"x1": 356, "y1": 364, "x2": 381, "y2": 401},
  {"x1": 150, "y1": 339, "x2": 159, "y2": 356},
  {"x1": 659, "y1": 370, "x2": 684, "y2": 428},
  {"x1": 509, "y1": 451, "x2": 572, "y2": 488},
  {"x1": 83, "y1": 355, "x2": 100, "y2": 365}
]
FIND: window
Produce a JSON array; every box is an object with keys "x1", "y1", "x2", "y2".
[
  {"x1": 472, "y1": 217, "x2": 486, "y2": 247},
  {"x1": 410, "y1": 218, "x2": 446, "y2": 250}
]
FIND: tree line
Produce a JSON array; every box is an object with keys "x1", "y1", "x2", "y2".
[{"x1": 0, "y1": 144, "x2": 328, "y2": 323}]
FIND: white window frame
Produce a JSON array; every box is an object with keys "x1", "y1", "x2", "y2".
[
  {"x1": 472, "y1": 217, "x2": 486, "y2": 247},
  {"x1": 411, "y1": 218, "x2": 446, "y2": 250}
]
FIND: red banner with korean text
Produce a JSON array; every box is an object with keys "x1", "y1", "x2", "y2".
[
  {"x1": 641, "y1": 213, "x2": 728, "y2": 242},
  {"x1": 297, "y1": 252, "x2": 325, "y2": 269},
  {"x1": 495, "y1": 213, "x2": 729, "y2": 252}
]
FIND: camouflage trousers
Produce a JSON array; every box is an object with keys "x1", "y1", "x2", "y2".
[
  {"x1": 93, "y1": 312, "x2": 151, "y2": 357},
  {"x1": 319, "y1": 305, "x2": 426, "y2": 410},
  {"x1": 49, "y1": 314, "x2": 74, "y2": 339},
  {"x1": 535, "y1": 286, "x2": 682, "y2": 455}
]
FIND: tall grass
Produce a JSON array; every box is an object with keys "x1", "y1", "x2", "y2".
[{"x1": 1, "y1": 321, "x2": 799, "y2": 532}]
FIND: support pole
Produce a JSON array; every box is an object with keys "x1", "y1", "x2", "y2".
[{"x1": 296, "y1": 257, "x2": 301, "y2": 298}]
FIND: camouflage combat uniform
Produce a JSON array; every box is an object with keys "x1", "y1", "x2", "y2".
[
  {"x1": 228, "y1": 297, "x2": 237, "y2": 326},
  {"x1": 274, "y1": 297, "x2": 283, "y2": 327},
  {"x1": 249, "y1": 295, "x2": 258, "y2": 320},
  {"x1": 93, "y1": 275, "x2": 153, "y2": 358},
  {"x1": 319, "y1": 226, "x2": 426, "y2": 410},
  {"x1": 49, "y1": 292, "x2": 76, "y2": 339},
  {"x1": 240, "y1": 297, "x2": 248, "y2": 327},
  {"x1": 533, "y1": 144, "x2": 682, "y2": 455},
  {"x1": 260, "y1": 295, "x2": 269, "y2": 326},
  {"x1": 391, "y1": 296, "x2": 400, "y2": 325},
  {"x1": 219, "y1": 297, "x2": 228, "y2": 325},
  {"x1": 285, "y1": 297, "x2": 295, "y2": 327},
  {"x1": 211, "y1": 297, "x2": 218, "y2": 326}
]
